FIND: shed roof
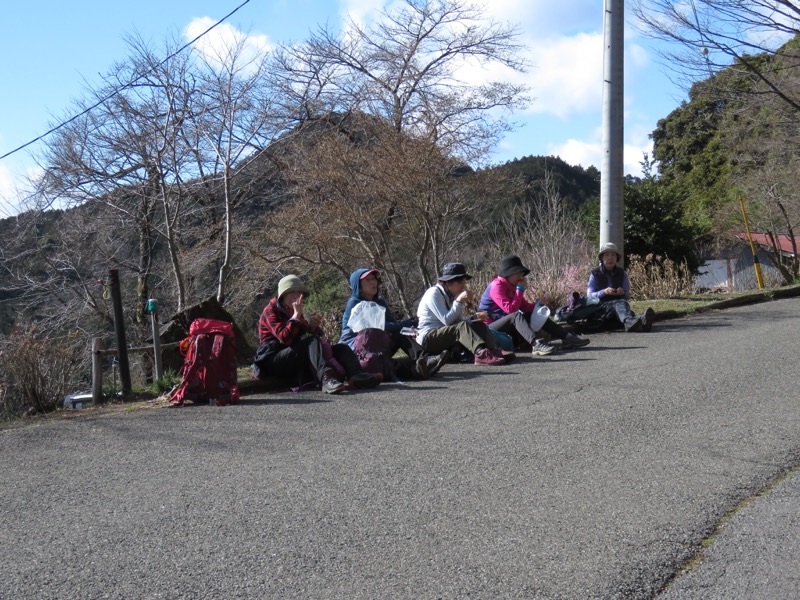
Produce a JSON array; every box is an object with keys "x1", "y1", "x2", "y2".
[{"x1": 736, "y1": 233, "x2": 800, "y2": 257}]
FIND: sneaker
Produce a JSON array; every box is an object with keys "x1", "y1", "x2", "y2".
[
  {"x1": 624, "y1": 317, "x2": 643, "y2": 332},
  {"x1": 531, "y1": 340, "x2": 556, "y2": 356},
  {"x1": 348, "y1": 372, "x2": 383, "y2": 389},
  {"x1": 416, "y1": 352, "x2": 448, "y2": 378},
  {"x1": 322, "y1": 374, "x2": 347, "y2": 394},
  {"x1": 562, "y1": 332, "x2": 590, "y2": 349},
  {"x1": 640, "y1": 307, "x2": 655, "y2": 332},
  {"x1": 492, "y1": 347, "x2": 516, "y2": 363},
  {"x1": 473, "y1": 347, "x2": 505, "y2": 366}
]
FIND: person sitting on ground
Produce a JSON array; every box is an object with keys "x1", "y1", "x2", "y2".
[
  {"x1": 339, "y1": 268, "x2": 448, "y2": 379},
  {"x1": 416, "y1": 262, "x2": 513, "y2": 366},
  {"x1": 253, "y1": 274, "x2": 381, "y2": 394},
  {"x1": 479, "y1": 255, "x2": 590, "y2": 355},
  {"x1": 587, "y1": 242, "x2": 655, "y2": 332}
]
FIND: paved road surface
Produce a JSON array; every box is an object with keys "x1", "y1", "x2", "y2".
[{"x1": 2, "y1": 297, "x2": 799, "y2": 599}]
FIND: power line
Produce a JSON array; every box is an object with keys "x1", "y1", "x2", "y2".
[{"x1": 0, "y1": 0, "x2": 251, "y2": 161}]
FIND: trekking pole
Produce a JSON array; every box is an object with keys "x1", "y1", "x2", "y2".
[{"x1": 148, "y1": 298, "x2": 163, "y2": 381}]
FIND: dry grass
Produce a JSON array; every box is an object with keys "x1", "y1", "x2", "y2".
[{"x1": 627, "y1": 254, "x2": 697, "y2": 301}]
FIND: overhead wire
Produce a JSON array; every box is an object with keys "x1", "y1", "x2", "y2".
[{"x1": 0, "y1": 0, "x2": 252, "y2": 161}]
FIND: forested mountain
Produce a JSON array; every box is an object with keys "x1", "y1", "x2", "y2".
[
  {"x1": 497, "y1": 155, "x2": 599, "y2": 210},
  {"x1": 650, "y1": 34, "x2": 800, "y2": 280}
]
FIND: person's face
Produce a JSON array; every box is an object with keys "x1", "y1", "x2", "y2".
[
  {"x1": 445, "y1": 278, "x2": 467, "y2": 295},
  {"x1": 281, "y1": 290, "x2": 304, "y2": 309},
  {"x1": 360, "y1": 273, "x2": 379, "y2": 299},
  {"x1": 506, "y1": 272, "x2": 525, "y2": 285},
  {"x1": 601, "y1": 251, "x2": 618, "y2": 269}
]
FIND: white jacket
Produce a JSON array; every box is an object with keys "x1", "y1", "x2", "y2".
[{"x1": 416, "y1": 283, "x2": 466, "y2": 345}]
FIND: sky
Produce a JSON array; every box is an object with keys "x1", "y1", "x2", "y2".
[{"x1": 0, "y1": 0, "x2": 691, "y2": 217}]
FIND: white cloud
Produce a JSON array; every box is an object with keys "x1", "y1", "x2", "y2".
[
  {"x1": 485, "y1": 0, "x2": 603, "y2": 37},
  {"x1": 339, "y1": 0, "x2": 387, "y2": 28},
  {"x1": 550, "y1": 136, "x2": 601, "y2": 171},
  {"x1": 524, "y1": 33, "x2": 604, "y2": 117},
  {"x1": 549, "y1": 126, "x2": 653, "y2": 178},
  {"x1": 184, "y1": 18, "x2": 272, "y2": 71}
]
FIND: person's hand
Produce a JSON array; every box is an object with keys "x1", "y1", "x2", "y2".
[
  {"x1": 615, "y1": 287, "x2": 625, "y2": 296},
  {"x1": 604, "y1": 287, "x2": 616, "y2": 296},
  {"x1": 474, "y1": 310, "x2": 489, "y2": 321},
  {"x1": 307, "y1": 310, "x2": 322, "y2": 329},
  {"x1": 456, "y1": 289, "x2": 474, "y2": 303},
  {"x1": 291, "y1": 296, "x2": 305, "y2": 320}
]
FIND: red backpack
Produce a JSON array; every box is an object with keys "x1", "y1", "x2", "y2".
[{"x1": 170, "y1": 318, "x2": 240, "y2": 406}]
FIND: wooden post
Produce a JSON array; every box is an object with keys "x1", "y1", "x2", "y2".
[
  {"x1": 108, "y1": 269, "x2": 132, "y2": 396},
  {"x1": 92, "y1": 337, "x2": 104, "y2": 404}
]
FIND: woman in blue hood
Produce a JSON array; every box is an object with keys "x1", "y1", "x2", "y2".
[{"x1": 340, "y1": 268, "x2": 447, "y2": 379}]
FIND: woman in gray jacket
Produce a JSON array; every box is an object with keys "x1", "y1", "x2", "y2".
[{"x1": 416, "y1": 263, "x2": 512, "y2": 366}]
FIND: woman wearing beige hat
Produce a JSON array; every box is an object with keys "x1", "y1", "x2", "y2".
[
  {"x1": 587, "y1": 243, "x2": 655, "y2": 332},
  {"x1": 254, "y1": 274, "x2": 382, "y2": 394}
]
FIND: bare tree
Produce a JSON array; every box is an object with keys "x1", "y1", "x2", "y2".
[
  {"x1": 32, "y1": 34, "x2": 207, "y2": 321},
  {"x1": 190, "y1": 30, "x2": 283, "y2": 305},
  {"x1": 723, "y1": 89, "x2": 800, "y2": 282},
  {"x1": 488, "y1": 169, "x2": 594, "y2": 303},
  {"x1": 252, "y1": 0, "x2": 529, "y2": 309},
  {"x1": 632, "y1": 0, "x2": 800, "y2": 109}
]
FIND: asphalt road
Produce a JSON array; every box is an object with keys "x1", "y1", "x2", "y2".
[{"x1": 2, "y1": 297, "x2": 799, "y2": 599}]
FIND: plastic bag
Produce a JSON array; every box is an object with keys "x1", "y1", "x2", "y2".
[
  {"x1": 348, "y1": 301, "x2": 386, "y2": 332},
  {"x1": 528, "y1": 302, "x2": 551, "y2": 331}
]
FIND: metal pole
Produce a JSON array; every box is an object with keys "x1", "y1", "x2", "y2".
[
  {"x1": 600, "y1": 0, "x2": 625, "y2": 259},
  {"x1": 108, "y1": 269, "x2": 132, "y2": 396},
  {"x1": 148, "y1": 299, "x2": 163, "y2": 381},
  {"x1": 739, "y1": 194, "x2": 765, "y2": 289}
]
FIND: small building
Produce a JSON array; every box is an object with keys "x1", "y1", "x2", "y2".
[{"x1": 695, "y1": 233, "x2": 799, "y2": 291}]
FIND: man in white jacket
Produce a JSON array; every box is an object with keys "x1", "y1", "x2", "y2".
[{"x1": 416, "y1": 262, "x2": 512, "y2": 366}]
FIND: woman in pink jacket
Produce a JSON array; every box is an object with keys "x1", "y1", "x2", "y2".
[{"x1": 478, "y1": 255, "x2": 590, "y2": 355}]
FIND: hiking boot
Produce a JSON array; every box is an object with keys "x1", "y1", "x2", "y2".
[
  {"x1": 322, "y1": 374, "x2": 347, "y2": 394},
  {"x1": 562, "y1": 332, "x2": 590, "y2": 349},
  {"x1": 624, "y1": 316, "x2": 643, "y2": 332},
  {"x1": 348, "y1": 372, "x2": 383, "y2": 389},
  {"x1": 640, "y1": 307, "x2": 655, "y2": 332},
  {"x1": 416, "y1": 352, "x2": 448, "y2": 379},
  {"x1": 474, "y1": 347, "x2": 505, "y2": 366},
  {"x1": 492, "y1": 347, "x2": 516, "y2": 363},
  {"x1": 531, "y1": 340, "x2": 556, "y2": 356}
]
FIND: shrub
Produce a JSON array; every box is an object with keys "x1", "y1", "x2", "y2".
[
  {"x1": 0, "y1": 327, "x2": 84, "y2": 420},
  {"x1": 627, "y1": 254, "x2": 697, "y2": 300}
]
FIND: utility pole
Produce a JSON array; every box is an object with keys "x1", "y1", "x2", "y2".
[{"x1": 600, "y1": 0, "x2": 625, "y2": 259}]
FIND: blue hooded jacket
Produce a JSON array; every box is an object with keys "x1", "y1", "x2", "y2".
[{"x1": 338, "y1": 268, "x2": 412, "y2": 349}]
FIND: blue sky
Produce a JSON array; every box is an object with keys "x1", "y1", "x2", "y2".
[{"x1": 0, "y1": 0, "x2": 690, "y2": 216}]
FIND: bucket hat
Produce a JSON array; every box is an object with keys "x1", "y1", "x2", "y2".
[
  {"x1": 498, "y1": 255, "x2": 530, "y2": 278},
  {"x1": 438, "y1": 262, "x2": 472, "y2": 282},
  {"x1": 598, "y1": 242, "x2": 622, "y2": 261},
  {"x1": 277, "y1": 274, "x2": 310, "y2": 300}
]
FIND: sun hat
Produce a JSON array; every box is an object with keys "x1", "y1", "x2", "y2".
[
  {"x1": 598, "y1": 242, "x2": 622, "y2": 261},
  {"x1": 277, "y1": 274, "x2": 310, "y2": 300},
  {"x1": 438, "y1": 262, "x2": 472, "y2": 282},
  {"x1": 359, "y1": 268, "x2": 380, "y2": 280},
  {"x1": 498, "y1": 255, "x2": 530, "y2": 278}
]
